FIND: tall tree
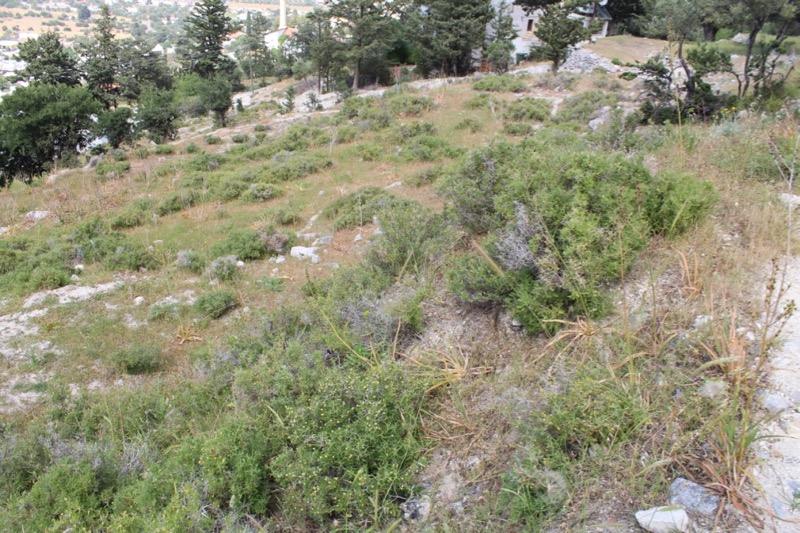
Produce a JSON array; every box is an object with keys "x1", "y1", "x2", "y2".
[
  {"x1": 325, "y1": 0, "x2": 400, "y2": 90},
  {"x1": 235, "y1": 11, "x2": 274, "y2": 86},
  {"x1": 0, "y1": 84, "x2": 101, "y2": 186},
  {"x1": 485, "y1": 1, "x2": 518, "y2": 74},
  {"x1": 410, "y1": 0, "x2": 492, "y2": 77},
  {"x1": 292, "y1": 8, "x2": 346, "y2": 92},
  {"x1": 80, "y1": 4, "x2": 120, "y2": 109},
  {"x1": 178, "y1": 0, "x2": 239, "y2": 79},
  {"x1": 116, "y1": 38, "x2": 174, "y2": 102},
  {"x1": 15, "y1": 32, "x2": 81, "y2": 86},
  {"x1": 517, "y1": 0, "x2": 587, "y2": 73}
]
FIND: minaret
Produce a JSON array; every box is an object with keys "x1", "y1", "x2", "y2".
[{"x1": 279, "y1": 0, "x2": 287, "y2": 29}]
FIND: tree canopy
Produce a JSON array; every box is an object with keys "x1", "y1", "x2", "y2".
[{"x1": 16, "y1": 32, "x2": 82, "y2": 86}]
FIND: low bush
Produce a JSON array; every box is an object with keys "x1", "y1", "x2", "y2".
[
  {"x1": 555, "y1": 90, "x2": 618, "y2": 124},
  {"x1": 209, "y1": 229, "x2": 267, "y2": 261},
  {"x1": 406, "y1": 165, "x2": 443, "y2": 187},
  {"x1": 440, "y1": 136, "x2": 715, "y2": 332},
  {"x1": 455, "y1": 117, "x2": 483, "y2": 133},
  {"x1": 95, "y1": 161, "x2": 131, "y2": 181},
  {"x1": 382, "y1": 92, "x2": 435, "y2": 116},
  {"x1": 262, "y1": 153, "x2": 333, "y2": 182},
  {"x1": 184, "y1": 142, "x2": 201, "y2": 154},
  {"x1": 347, "y1": 142, "x2": 384, "y2": 162},
  {"x1": 194, "y1": 290, "x2": 237, "y2": 319},
  {"x1": 473, "y1": 74, "x2": 527, "y2": 93},
  {"x1": 323, "y1": 187, "x2": 414, "y2": 230},
  {"x1": 241, "y1": 183, "x2": 283, "y2": 203},
  {"x1": 155, "y1": 190, "x2": 197, "y2": 216},
  {"x1": 206, "y1": 135, "x2": 222, "y2": 145},
  {"x1": 231, "y1": 133, "x2": 249, "y2": 144},
  {"x1": 396, "y1": 135, "x2": 461, "y2": 162},
  {"x1": 464, "y1": 93, "x2": 500, "y2": 110},
  {"x1": 175, "y1": 249, "x2": 206, "y2": 273},
  {"x1": 154, "y1": 144, "x2": 175, "y2": 155},
  {"x1": 502, "y1": 122, "x2": 534, "y2": 136},
  {"x1": 112, "y1": 345, "x2": 161, "y2": 374},
  {"x1": 504, "y1": 97, "x2": 552, "y2": 122},
  {"x1": 206, "y1": 255, "x2": 239, "y2": 281}
]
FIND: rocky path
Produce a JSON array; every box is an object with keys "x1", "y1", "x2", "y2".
[{"x1": 751, "y1": 256, "x2": 800, "y2": 531}]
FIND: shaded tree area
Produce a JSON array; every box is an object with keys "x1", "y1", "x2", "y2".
[{"x1": 0, "y1": 84, "x2": 101, "y2": 186}]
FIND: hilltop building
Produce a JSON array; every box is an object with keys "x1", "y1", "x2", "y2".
[{"x1": 488, "y1": 1, "x2": 612, "y2": 59}]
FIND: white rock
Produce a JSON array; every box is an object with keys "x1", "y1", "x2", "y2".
[
  {"x1": 313, "y1": 236, "x2": 333, "y2": 246},
  {"x1": 24, "y1": 210, "x2": 50, "y2": 222},
  {"x1": 384, "y1": 181, "x2": 402, "y2": 189},
  {"x1": 133, "y1": 296, "x2": 145, "y2": 306},
  {"x1": 698, "y1": 379, "x2": 727, "y2": 400},
  {"x1": 779, "y1": 193, "x2": 800, "y2": 207},
  {"x1": 275, "y1": 255, "x2": 286, "y2": 264},
  {"x1": 692, "y1": 315, "x2": 711, "y2": 329},
  {"x1": 74, "y1": 264, "x2": 85, "y2": 272},
  {"x1": 354, "y1": 234, "x2": 363, "y2": 243},
  {"x1": 635, "y1": 506, "x2": 689, "y2": 533},
  {"x1": 291, "y1": 246, "x2": 320, "y2": 263},
  {"x1": 758, "y1": 390, "x2": 790, "y2": 413},
  {"x1": 236, "y1": 260, "x2": 246, "y2": 268},
  {"x1": 318, "y1": 190, "x2": 325, "y2": 196},
  {"x1": 70, "y1": 274, "x2": 80, "y2": 282},
  {"x1": 0, "y1": 227, "x2": 9, "y2": 236}
]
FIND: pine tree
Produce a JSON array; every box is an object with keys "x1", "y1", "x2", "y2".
[
  {"x1": 293, "y1": 8, "x2": 346, "y2": 92},
  {"x1": 15, "y1": 32, "x2": 81, "y2": 86},
  {"x1": 179, "y1": 0, "x2": 239, "y2": 79},
  {"x1": 533, "y1": 4, "x2": 587, "y2": 73},
  {"x1": 81, "y1": 4, "x2": 120, "y2": 109},
  {"x1": 325, "y1": 0, "x2": 399, "y2": 90},
  {"x1": 411, "y1": 0, "x2": 492, "y2": 77}
]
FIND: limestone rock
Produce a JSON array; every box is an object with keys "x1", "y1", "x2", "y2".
[
  {"x1": 635, "y1": 506, "x2": 689, "y2": 533},
  {"x1": 291, "y1": 246, "x2": 320, "y2": 263}
]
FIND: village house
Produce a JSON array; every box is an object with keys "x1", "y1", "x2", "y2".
[{"x1": 488, "y1": 0, "x2": 612, "y2": 59}]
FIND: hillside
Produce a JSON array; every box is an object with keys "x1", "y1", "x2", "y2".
[{"x1": 1, "y1": 41, "x2": 800, "y2": 531}]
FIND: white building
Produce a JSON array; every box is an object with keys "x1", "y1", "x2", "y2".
[{"x1": 488, "y1": 1, "x2": 612, "y2": 59}]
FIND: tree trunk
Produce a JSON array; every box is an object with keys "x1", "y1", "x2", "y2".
[
  {"x1": 352, "y1": 58, "x2": 360, "y2": 91},
  {"x1": 741, "y1": 21, "x2": 765, "y2": 98},
  {"x1": 702, "y1": 24, "x2": 717, "y2": 42}
]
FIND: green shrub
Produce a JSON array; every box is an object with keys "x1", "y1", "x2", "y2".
[
  {"x1": 645, "y1": 171, "x2": 717, "y2": 237},
  {"x1": 397, "y1": 135, "x2": 461, "y2": 162},
  {"x1": 231, "y1": 133, "x2": 249, "y2": 144},
  {"x1": 206, "y1": 255, "x2": 239, "y2": 281},
  {"x1": 464, "y1": 93, "x2": 499, "y2": 110},
  {"x1": 473, "y1": 74, "x2": 527, "y2": 93},
  {"x1": 382, "y1": 92, "x2": 435, "y2": 116},
  {"x1": 184, "y1": 142, "x2": 201, "y2": 154},
  {"x1": 241, "y1": 183, "x2": 283, "y2": 202},
  {"x1": 555, "y1": 90, "x2": 618, "y2": 124},
  {"x1": 531, "y1": 72, "x2": 579, "y2": 91},
  {"x1": 194, "y1": 290, "x2": 237, "y2": 319},
  {"x1": 210, "y1": 229, "x2": 266, "y2": 261},
  {"x1": 334, "y1": 124, "x2": 359, "y2": 143},
  {"x1": 112, "y1": 345, "x2": 161, "y2": 374},
  {"x1": 29, "y1": 264, "x2": 71, "y2": 290},
  {"x1": 154, "y1": 144, "x2": 175, "y2": 155},
  {"x1": 446, "y1": 253, "x2": 514, "y2": 307},
  {"x1": 348, "y1": 142, "x2": 384, "y2": 161},
  {"x1": 95, "y1": 160, "x2": 131, "y2": 181},
  {"x1": 407, "y1": 165, "x2": 443, "y2": 187},
  {"x1": 111, "y1": 208, "x2": 146, "y2": 230},
  {"x1": 502, "y1": 122, "x2": 534, "y2": 136},
  {"x1": 440, "y1": 136, "x2": 713, "y2": 333},
  {"x1": 254, "y1": 124, "x2": 267, "y2": 132},
  {"x1": 155, "y1": 190, "x2": 197, "y2": 216},
  {"x1": 262, "y1": 153, "x2": 333, "y2": 182},
  {"x1": 175, "y1": 249, "x2": 206, "y2": 273},
  {"x1": 266, "y1": 205, "x2": 302, "y2": 226},
  {"x1": 323, "y1": 187, "x2": 414, "y2": 230},
  {"x1": 455, "y1": 117, "x2": 483, "y2": 133},
  {"x1": 504, "y1": 97, "x2": 552, "y2": 122},
  {"x1": 206, "y1": 135, "x2": 222, "y2": 145},
  {"x1": 147, "y1": 302, "x2": 183, "y2": 321},
  {"x1": 186, "y1": 152, "x2": 227, "y2": 172},
  {"x1": 500, "y1": 455, "x2": 569, "y2": 531},
  {"x1": 368, "y1": 203, "x2": 454, "y2": 277}
]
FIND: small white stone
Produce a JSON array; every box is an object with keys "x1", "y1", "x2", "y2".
[
  {"x1": 384, "y1": 181, "x2": 402, "y2": 189},
  {"x1": 70, "y1": 274, "x2": 80, "y2": 282},
  {"x1": 692, "y1": 315, "x2": 711, "y2": 329},
  {"x1": 236, "y1": 260, "x2": 246, "y2": 268},
  {"x1": 318, "y1": 190, "x2": 325, "y2": 196},
  {"x1": 635, "y1": 506, "x2": 689, "y2": 533},
  {"x1": 275, "y1": 255, "x2": 286, "y2": 264},
  {"x1": 74, "y1": 264, "x2": 85, "y2": 272},
  {"x1": 133, "y1": 296, "x2": 145, "y2": 306}
]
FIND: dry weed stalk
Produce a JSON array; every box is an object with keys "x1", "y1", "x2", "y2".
[
  {"x1": 676, "y1": 249, "x2": 702, "y2": 297},
  {"x1": 402, "y1": 344, "x2": 492, "y2": 394},
  {"x1": 176, "y1": 323, "x2": 202, "y2": 345}
]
